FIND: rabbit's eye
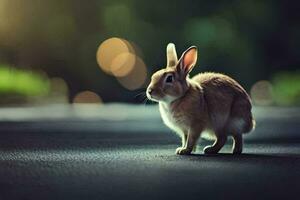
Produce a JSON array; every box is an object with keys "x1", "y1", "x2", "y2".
[{"x1": 165, "y1": 75, "x2": 173, "y2": 83}]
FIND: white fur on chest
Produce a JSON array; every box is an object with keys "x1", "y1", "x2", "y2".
[
  {"x1": 158, "y1": 102, "x2": 216, "y2": 141},
  {"x1": 159, "y1": 103, "x2": 188, "y2": 136}
]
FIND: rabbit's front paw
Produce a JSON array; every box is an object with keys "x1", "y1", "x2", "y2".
[{"x1": 175, "y1": 147, "x2": 192, "y2": 155}]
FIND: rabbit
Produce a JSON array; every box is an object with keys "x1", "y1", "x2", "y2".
[{"x1": 146, "y1": 43, "x2": 255, "y2": 155}]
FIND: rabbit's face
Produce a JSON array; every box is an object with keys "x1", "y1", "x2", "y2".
[
  {"x1": 147, "y1": 44, "x2": 198, "y2": 103},
  {"x1": 147, "y1": 68, "x2": 188, "y2": 103}
]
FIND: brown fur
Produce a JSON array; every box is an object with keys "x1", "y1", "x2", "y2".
[{"x1": 146, "y1": 44, "x2": 255, "y2": 155}]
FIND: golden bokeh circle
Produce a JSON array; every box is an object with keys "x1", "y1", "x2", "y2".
[
  {"x1": 117, "y1": 56, "x2": 147, "y2": 90},
  {"x1": 96, "y1": 37, "x2": 130, "y2": 74},
  {"x1": 73, "y1": 91, "x2": 102, "y2": 104},
  {"x1": 96, "y1": 37, "x2": 148, "y2": 90},
  {"x1": 111, "y1": 52, "x2": 136, "y2": 77}
]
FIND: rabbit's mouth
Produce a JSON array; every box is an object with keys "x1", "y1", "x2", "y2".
[
  {"x1": 146, "y1": 88, "x2": 178, "y2": 103},
  {"x1": 146, "y1": 91, "x2": 160, "y2": 102},
  {"x1": 146, "y1": 87, "x2": 164, "y2": 102}
]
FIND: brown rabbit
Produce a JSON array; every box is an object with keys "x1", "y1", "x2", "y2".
[{"x1": 146, "y1": 43, "x2": 255, "y2": 155}]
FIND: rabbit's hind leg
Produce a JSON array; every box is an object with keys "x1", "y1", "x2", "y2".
[
  {"x1": 232, "y1": 134, "x2": 243, "y2": 154},
  {"x1": 203, "y1": 134, "x2": 227, "y2": 154}
]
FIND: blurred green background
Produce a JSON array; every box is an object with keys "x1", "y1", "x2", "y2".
[{"x1": 0, "y1": 0, "x2": 299, "y2": 106}]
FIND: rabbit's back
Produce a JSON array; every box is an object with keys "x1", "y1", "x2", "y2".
[{"x1": 192, "y1": 72, "x2": 254, "y2": 134}]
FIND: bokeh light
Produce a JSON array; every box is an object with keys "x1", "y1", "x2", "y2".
[
  {"x1": 48, "y1": 77, "x2": 69, "y2": 103},
  {"x1": 250, "y1": 80, "x2": 273, "y2": 106},
  {"x1": 73, "y1": 91, "x2": 102, "y2": 104},
  {"x1": 96, "y1": 37, "x2": 148, "y2": 90},
  {"x1": 117, "y1": 56, "x2": 147, "y2": 90},
  {"x1": 111, "y1": 52, "x2": 136, "y2": 77},
  {"x1": 271, "y1": 71, "x2": 300, "y2": 106},
  {"x1": 96, "y1": 37, "x2": 135, "y2": 75},
  {"x1": 50, "y1": 77, "x2": 68, "y2": 95},
  {"x1": 0, "y1": 65, "x2": 50, "y2": 97}
]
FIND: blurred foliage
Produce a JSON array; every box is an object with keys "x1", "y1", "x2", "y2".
[
  {"x1": 0, "y1": 64, "x2": 49, "y2": 103},
  {"x1": 272, "y1": 71, "x2": 300, "y2": 106},
  {"x1": 0, "y1": 0, "x2": 299, "y2": 105}
]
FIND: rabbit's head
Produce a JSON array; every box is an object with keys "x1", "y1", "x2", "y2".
[{"x1": 146, "y1": 43, "x2": 198, "y2": 103}]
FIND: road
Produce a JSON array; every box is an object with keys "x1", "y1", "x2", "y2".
[{"x1": 0, "y1": 104, "x2": 299, "y2": 200}]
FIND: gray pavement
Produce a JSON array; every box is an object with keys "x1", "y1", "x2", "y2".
[{"x1": 0, "y1": 104, "x2": 299, "y2": 200}]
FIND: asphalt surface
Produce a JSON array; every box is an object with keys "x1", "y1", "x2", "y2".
[{"x1": 0, "y1": 104, "x2": 300, "y2": 200}]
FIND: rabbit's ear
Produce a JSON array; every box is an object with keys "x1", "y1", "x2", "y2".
[
  {"x1": 166, "y1": 43, "x2": 178, "y2": 67},
  {"x1": 177, "y1": 46, "x2": 198, "y2": 76}
]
